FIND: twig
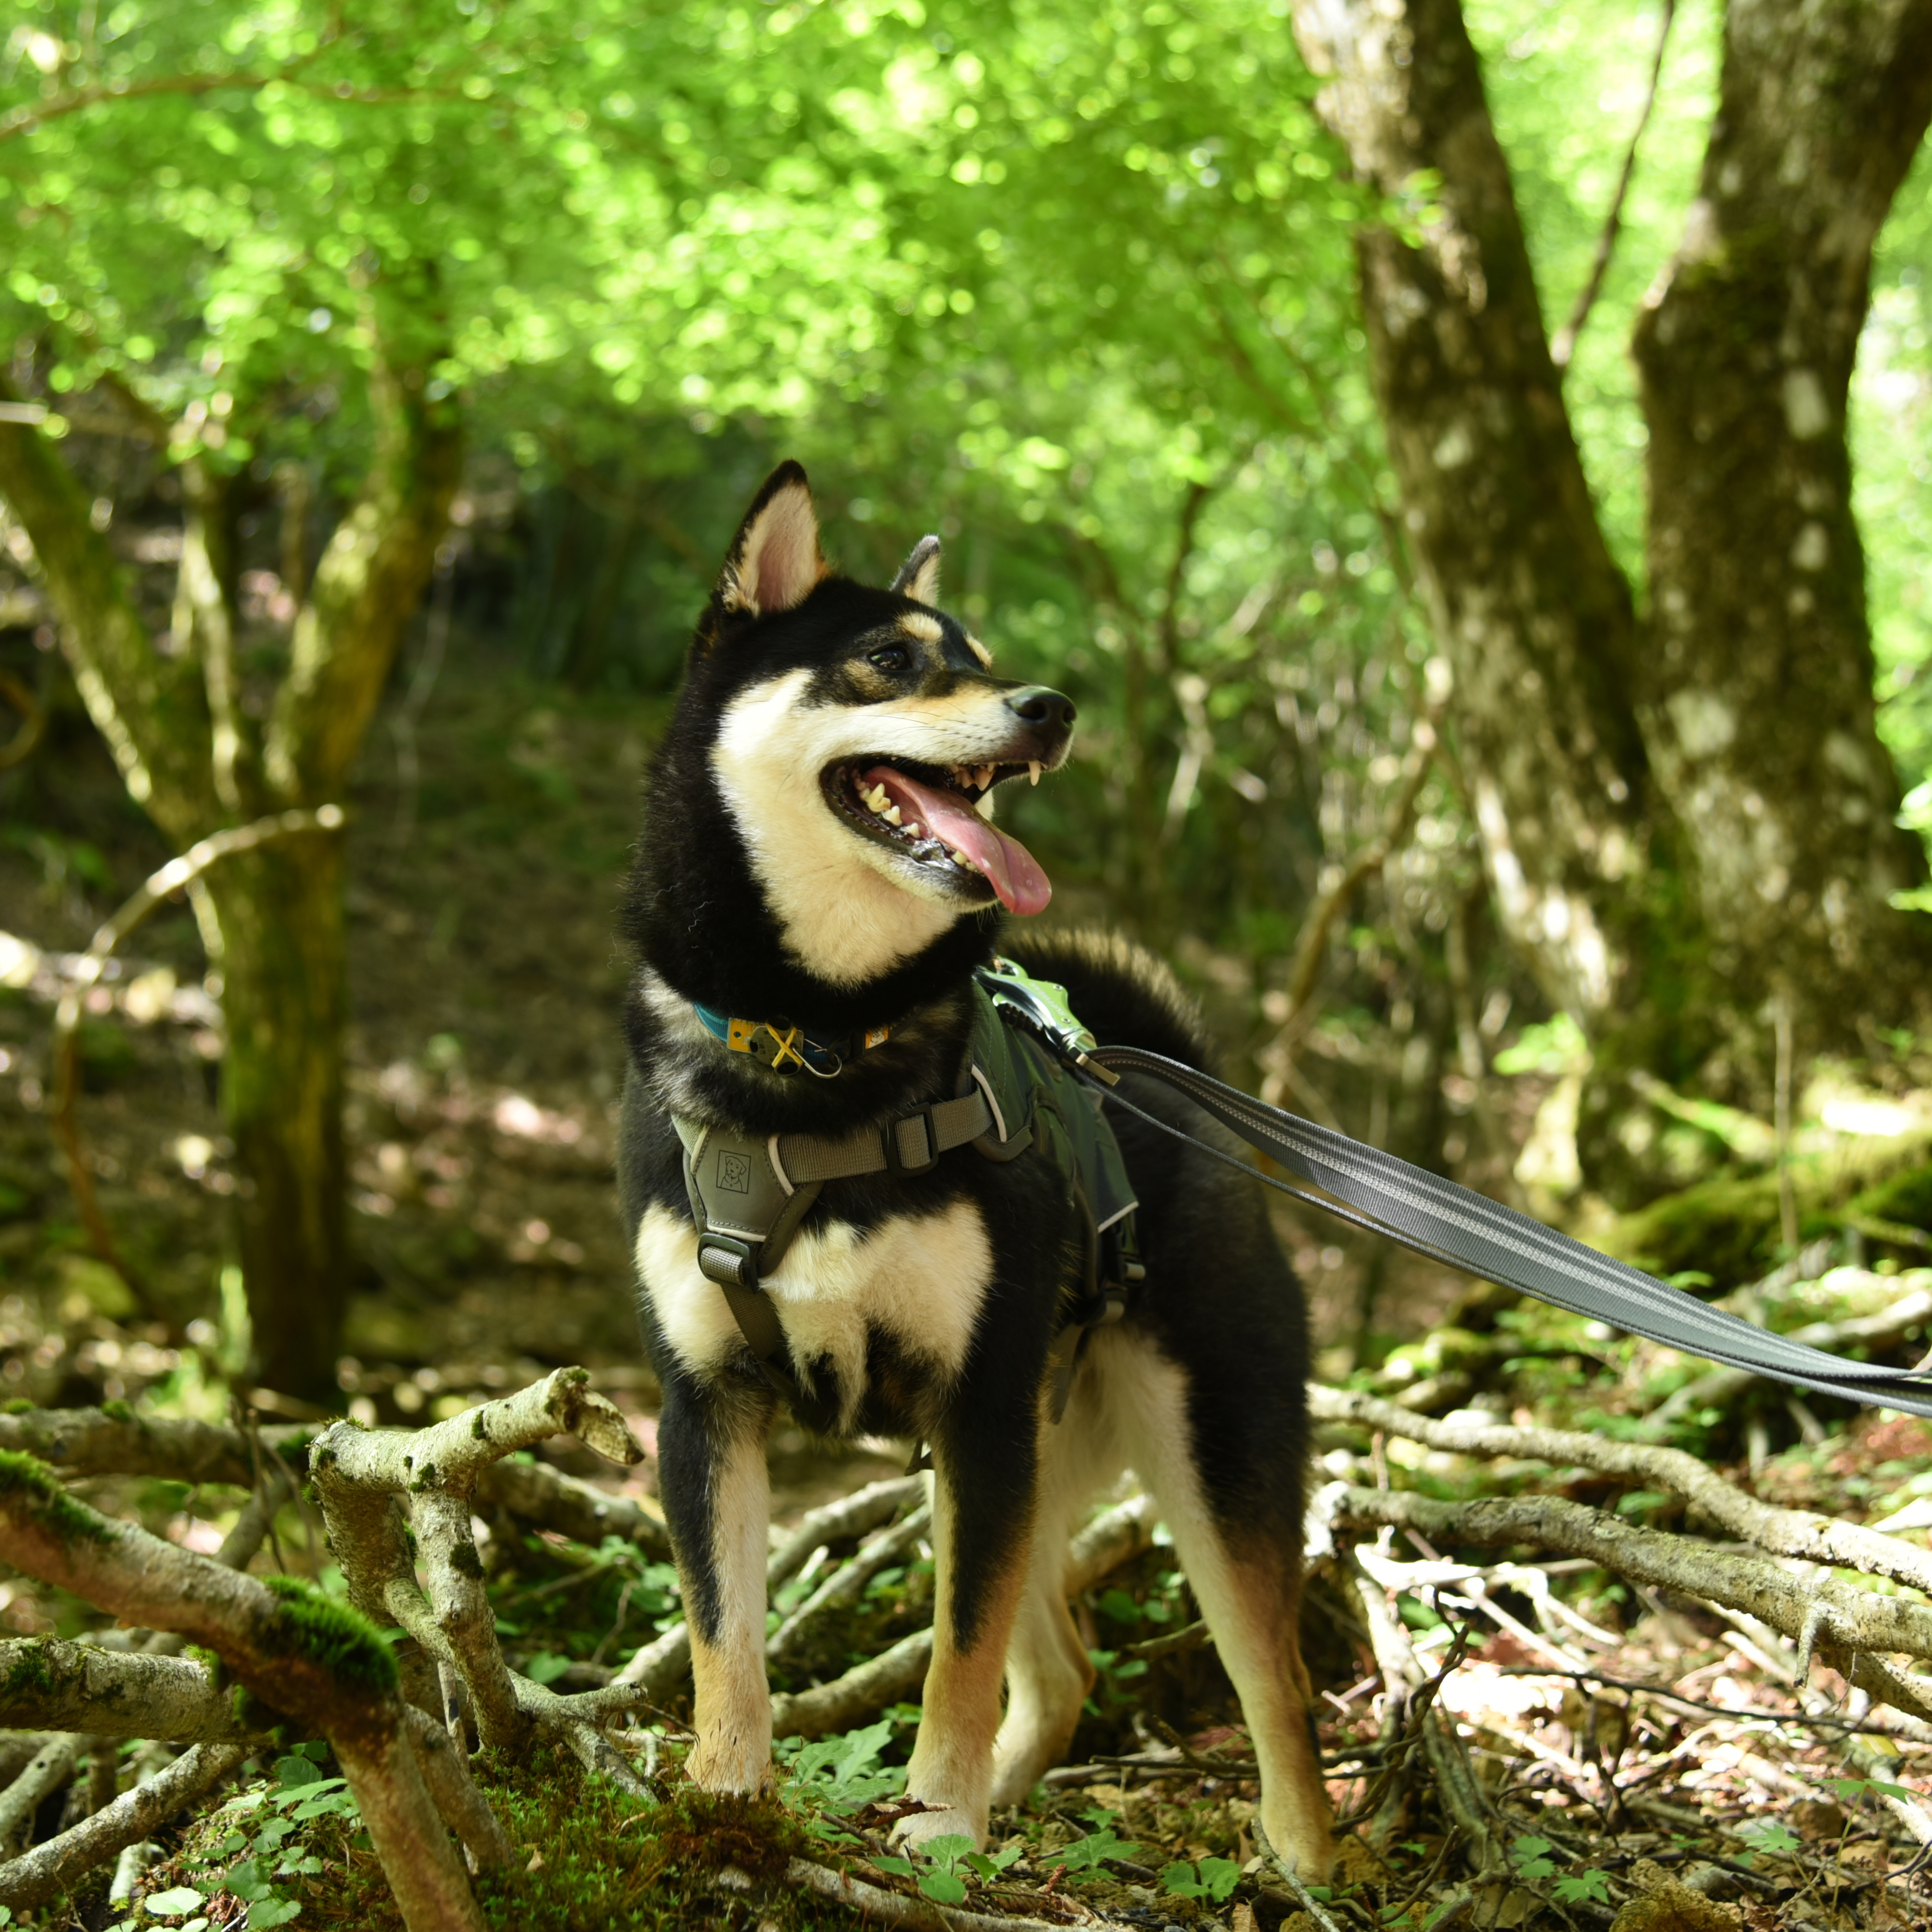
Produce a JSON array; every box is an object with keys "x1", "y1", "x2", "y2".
[
  {"x1": 311, "y1": 1368, "x2": 644, "y2": 1762},
  {"x1": 0, "y1": 1741, "x2": 246, "y2": 1911},
  {"x1": 0, "y1": 668, "x2": 43, "y2": 770},
  {"x1": 1326, "y1": 1485, "x2": 1932, "y2": 1725},
  {"x1": 1640, "y1": 1284, "x2": 1932, "y2": 1430},
  {"x1": 1490, "y1": 1664, "x2": 1931, "y2": 1742},
  {"x1": 771, "y1": 1855, "x2": 1077, "y2": 1931},
  {"x1": 767, "y1": 1505, "x2": 931, "y2": 1665},
  {"x1": 1123, "y1": 1617, "x2": 1210, "y2": 1662},
  {"x1": 1549, "y1": 0, "x2": 1677, "y2": 370},
  {"x1": 1311, "y1": 1383, "x2": 1932, "y2": 1597},
  {"x1": 1253, "y1": 1818, "x2": 1347, "y2": 1930},
  {"x1": 1269, "y1": 713, "x2": 1439, "y2": 1038},
  {"x1": 49, "y1": 805, "x2": 344, "y2": 1295},
  {"x1": 768, "y1": 1475, "x2": 926, "y2": 1589}
]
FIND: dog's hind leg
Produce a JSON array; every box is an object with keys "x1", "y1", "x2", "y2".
[
  {"x1": 657, "y1": 1372, "x2": 776, "y2": 1794},
  {"x1": 1102, "y1": 1330, "x2": 1334, "y2": 1878}
]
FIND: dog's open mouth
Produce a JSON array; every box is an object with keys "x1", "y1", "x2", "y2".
[{"x1": 823, "y1": 758, "x2": 1053, "y2": 914}]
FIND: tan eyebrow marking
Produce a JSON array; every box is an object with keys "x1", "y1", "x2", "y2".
[
  {"x1": 965, "y1": 634, "x2": 993, "y2": 668},
  {"x1": 900, "y1": 612, "x2": 943, "y2": 644}
]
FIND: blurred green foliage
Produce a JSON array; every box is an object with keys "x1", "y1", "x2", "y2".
[{"x1": 3, "y1": 0, "x2": 1931, "y2": 1128}]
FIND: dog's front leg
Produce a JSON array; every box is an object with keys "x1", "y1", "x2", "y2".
[
  {"x1": 657, "y1": 1372, "x2": 775, "y2": 1793},
  {"x1": 896, "y1": 1424, "x2": 1036, "y2": 1853}
]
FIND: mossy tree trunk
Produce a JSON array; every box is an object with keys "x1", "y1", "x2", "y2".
[
  {"x1": 0, "y1": 279, "x2": 460, "y2": 1399},
  {"x1": 1630, "y1": 0, "x2": 1932, "y2": 1055},
  {"x1": 1292, "y1": 0, "x2": 1932, "y2": 1198}
]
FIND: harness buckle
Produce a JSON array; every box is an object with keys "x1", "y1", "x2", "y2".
[
  {"x1": 882, "y1": 1104, "x2": 941, "y2": 1177},
  {"x1": 697, "y1": 1233, "x2": 759, "y2": 1289}
]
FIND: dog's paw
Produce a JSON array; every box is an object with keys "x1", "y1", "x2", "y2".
[
  {"x1": 890, "y1": 1805, "x2": 984, "y2": 1856},
  {"x1": 685, "y1": 1736, "x2": 774, "y2": 1796}
]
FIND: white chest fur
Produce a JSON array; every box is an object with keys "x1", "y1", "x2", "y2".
[{"x1": 635, "y1": 1197, "x2": 993, "y2": 1425}]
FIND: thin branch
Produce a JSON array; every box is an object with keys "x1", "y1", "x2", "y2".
[
  {"x1": 1310, "y1": 1380, "x2": 1932, "y2": 1597},
  {"x1": 1268, "y1": 712, "x2": 1440, "y2": 1034},
  {"x1": 1549, "y1": 0, "x2": 1678, "y2": 372},
  {"x1": 1322, "y1": 1485, "x2": 1932, "y2": 1723},
  {"x1": 767, "y1": 1475, "x2": 925, "y2": 1589},
  {"x1": 0, "y1": 1742, "x2": 247, "y2": 1913},
  {"x1": 767, "y1": 1505, "x2": 931, "y2": 1665},
  {"x1": 0, "y1": 1452, "x2": 488, "y2": 1931},
  {"x1": 768, "y1": 1856, "x2": 1077, "y2": 1932},
  {"x1": 0, "y1": 1639, "x2": 269, "y2": 1743},
  {"x1": 49, "y1": 806, "x2": 344, "y2": 1296},
  {"x1": 0, "y1": 669, "x2": 43, "y2": 770}
]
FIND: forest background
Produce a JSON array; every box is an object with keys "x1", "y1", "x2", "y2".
[{"x1": 5, "y1": 0, "x2": 1932, "y2": 1928}]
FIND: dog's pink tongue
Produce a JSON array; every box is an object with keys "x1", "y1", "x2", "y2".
[{"x1": 864, "y1": 765, "x2": 1052, "y2": 915}]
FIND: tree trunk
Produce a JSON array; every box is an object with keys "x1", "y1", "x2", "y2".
[
  {"x1": 208, "y1": 837, "x2": 350, "y2": 1403},
  {"x1": 1293, "y1": 0, "x2": 1932, "y2": 1197},
  {"x1": 1288, "y1": 0, "x2": 1698, "y2": 1039},
  {"x1": 0, "y1": 277, "x2": 458, "y2": 1386},
  {"x1": 1631, "y1": 0, "x2": 1932, "y2": 1060}
]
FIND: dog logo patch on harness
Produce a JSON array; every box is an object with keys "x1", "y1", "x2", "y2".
[{"x1": 716, "y1": 1150, "x2": 753, "y2": 1195}]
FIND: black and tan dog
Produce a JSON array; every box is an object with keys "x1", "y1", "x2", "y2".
[{"x1": 617, "y1": 462, "x2": 1331, "y2": 1870}]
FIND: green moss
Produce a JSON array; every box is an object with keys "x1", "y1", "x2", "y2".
[
  {"x1": 2, "y1": 1638, "x2": 57, "y2": 1698},
  {"x1": 99, "y1": 1398, "x2": 135, "y2": 1423},
  {"x1": 450, "y1": 1540, "x2": 484, "y2": 1580},
  {"x1": 0, "y1": 1449, "x2": 117, "y2": 1545},
  {"x1": 2, "y1": 1398, "x2": 32, "y2": 1415},
  {"x1": 261, "y1": 1576, "x2": 398, "y2": 1697}
]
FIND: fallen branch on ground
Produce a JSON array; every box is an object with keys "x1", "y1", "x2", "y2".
[
  {"x1": 767, "y1": 1491, "x2": 1162, "y2": 1743},
  {"x1": 310, "y1": 1364, "x2": 653, "y2": 1793},
  {"x1": 1321, "y1": 1483, "x2": 1932, "y2": 1728},
  {"x1": 1310, "y1": 1383, "x2": 1932, "y2": 1596},
  {"x1": 0, "y1": 1447, "x2": 496, "y2": 1931},
  {"x1": 0, "y1": 1742, "x2": 247, "y2": 1912}
]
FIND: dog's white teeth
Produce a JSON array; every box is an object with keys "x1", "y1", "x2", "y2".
[
  {"x1": 1028, "y1": 761, "x2": 1042, "y2": 787},
  {"x1": 952, "y1": 850, "x2": 977, "y2": 869},
  {"x1": 866, "y1": 785, "x2": 890, "y2": 813},
  {"x1": 882, "y1": 804, "x2": 902, "y2": 826},
  {"x1": 905, "y1": 820, "x2": 924, "y2": 839},
  {"x1": 976, "y1": 763, "x2": 995, "y2": 790},
  {"x1": 974, "y1": 789, "x2": 995, "y2": 821}
]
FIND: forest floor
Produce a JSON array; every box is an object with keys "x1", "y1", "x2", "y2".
[{"x1": 2, "y1": 654, "x2": 1931, "y2": 1929}]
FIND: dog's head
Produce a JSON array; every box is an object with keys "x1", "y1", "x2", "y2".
[{"x1": 654, "y1": 462, "x2": 1074, "y2": 994}]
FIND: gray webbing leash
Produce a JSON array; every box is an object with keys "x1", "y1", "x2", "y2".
[{"x1": 1078, "y1": 1045, "x2": 1932, "y2": 1420}]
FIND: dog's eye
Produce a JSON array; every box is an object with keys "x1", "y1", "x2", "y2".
[{"x1": 867, "y1": 645, "x2": 911, "y2": 674}]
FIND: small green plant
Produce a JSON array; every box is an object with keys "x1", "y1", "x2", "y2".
[
  {"x1": 1048, "y1": 1807, "x2": 1141, "y2": 1876},
  {"x1": 1551, "y1": 1869, "x2": 1613, "y2": 1905},
  {"x1": 107, "y1": 1746, "x2": 353, "y2": 1932},
  {"x1": 872, "y1": 1832, "x2": 979, "y2": 1905},
  {"x1": 1736, "y1": 1819, "x2": 1803, "y2": 1859},
  {"x1": 774, "y1": 1718, "x2": 907, "y2": 1841},
  {"x1": 1509, "y1": 1834, "x2": 1557, "y2": 1881},
  {"x1": 1161, "y1": 1854, "x2": 1242, "y2": 1902}
]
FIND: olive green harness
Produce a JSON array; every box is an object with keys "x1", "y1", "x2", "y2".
[{"x1": 672, "y1": 959, "x2": 1142, "y2": 1433}]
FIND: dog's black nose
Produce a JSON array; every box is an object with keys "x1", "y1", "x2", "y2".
[{"x1": 1006, "y1": 686, "x2": 1077, "y2": 729}]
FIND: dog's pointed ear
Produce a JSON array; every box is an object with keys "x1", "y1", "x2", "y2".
[
  {"x1": 716, "y1": 462, "x2": 826, "y2": 619},
  {"x1": 890, "y1": 534, "x2": 942, "y2": 607}
]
